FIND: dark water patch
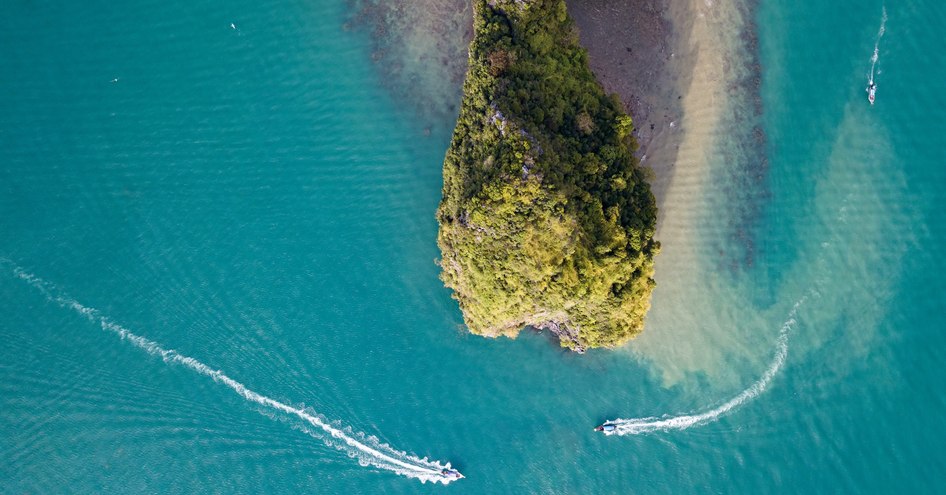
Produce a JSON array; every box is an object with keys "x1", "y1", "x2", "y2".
[
  {"x1": 345, "y1": 0, "x2": 472, "y2": 129},
  {"x1": 708, "y1": 0, "x2": 771, "y2": 274}
]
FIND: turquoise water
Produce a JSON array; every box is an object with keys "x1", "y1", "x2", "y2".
[{"x1": 2, "y1": 0, "x2": 945, "y2": 492}]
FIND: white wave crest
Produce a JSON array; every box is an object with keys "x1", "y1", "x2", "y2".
[
  {"x1": 602, "y1": 296, "x2": 807, "y2": 436},
  {"x1": 3, "y1": 261, "x2": 460, "y2": 484}
]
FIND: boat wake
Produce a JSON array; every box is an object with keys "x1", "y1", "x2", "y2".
[
  {"x1": 2, "y1": 260, "x2": 460, "y2": 484},
  {"x1": 869, "y1": 6, "x2": 888, "y2": 85},
  {"x1": 601, "y1": 296, "x2": 807, "y2": 436}
]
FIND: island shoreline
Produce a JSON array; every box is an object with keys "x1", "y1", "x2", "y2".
[
  {"x1": 348, "y1": 0, "x2": 770, "y2": 355},
  {"x1": 568, "y1": 0, "x2": 768, "y2": 257}
]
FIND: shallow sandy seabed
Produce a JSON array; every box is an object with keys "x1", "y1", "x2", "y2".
[{"x1": 625, "y1": 0, "x2": 771, "y2": 386}]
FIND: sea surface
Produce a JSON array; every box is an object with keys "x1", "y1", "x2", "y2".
[{"x1": 2, "y1": 0, "x2": 945, "y2": 493}]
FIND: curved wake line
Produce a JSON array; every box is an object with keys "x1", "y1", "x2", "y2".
[
  {"x1": 603, "y1": 296, "x2": 807, "y2": 435},
  {"x1": 3, "y1": 261, "x2": 458, "y2": 484},
  {"x1": 869, "y1": 6, "x2": 888, "y2": 83}
]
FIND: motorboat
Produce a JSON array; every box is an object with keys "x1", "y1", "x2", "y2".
[
  {"x1": 440, "y1": 468, "x2": 464, "y2": 480},
  {"x1": 594, "y1": 423, "x2": 618, "y2": 433},
  {"x1": 867, "y1": 81, "x2": 876, "y2": 105}
]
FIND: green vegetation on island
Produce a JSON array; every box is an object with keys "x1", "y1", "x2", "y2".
[{"x1": 436, "y1": 0, "x2": 659, "y2": 351}]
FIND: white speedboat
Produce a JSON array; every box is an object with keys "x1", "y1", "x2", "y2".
[
  {"x1": 440, "y1": 468, "x2": 464, "y2": 480},
  {"x1": 594, "y1": 422, "x2": 618, "y2": 433}
]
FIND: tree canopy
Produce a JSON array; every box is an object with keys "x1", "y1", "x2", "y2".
[{"x1": 436, "y1": 0, "x2": 659, "y2": 351}]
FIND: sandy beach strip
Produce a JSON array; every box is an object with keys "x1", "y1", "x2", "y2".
[
  {"x1": 569, "y1": 0, "x2": 762, "y2": 221},
  {"x1": 570, "y1": 0, "x2": 772, "y2": 383}
]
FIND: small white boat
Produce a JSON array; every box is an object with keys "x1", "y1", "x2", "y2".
[
  {"x1": 594, "y1": 422, "x2": 618, "y2": 433},
  {"x1": 867, "y1": 81, "x2": 876, "y2": 105},
  {"x1": 440, "y1": 468, "x2": 464, "y2": 480}
]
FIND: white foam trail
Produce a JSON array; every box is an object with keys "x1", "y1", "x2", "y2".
[
  {"x1": 3, "y1": 262, "x2": 460, "y2": 484},
  {"x1": 869, "y1": 6, "x2": 888, "y2": 84},
  {"x1": 603, "y1": 296, "x2": 807, "y2": 435}
]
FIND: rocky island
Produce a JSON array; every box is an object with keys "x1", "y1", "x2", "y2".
[{"x1": 436, "y1": 0, "x2": 659, "y2": 351}]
